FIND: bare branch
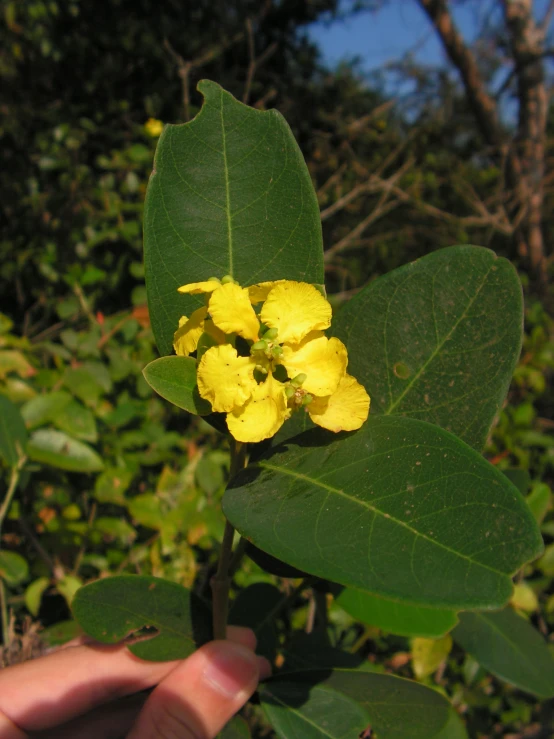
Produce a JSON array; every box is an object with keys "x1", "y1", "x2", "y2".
[
  {"x1": 540, "y1": 0, "x2": 554, "y2": 32},
  {"x1": 243, "y1": 17, "x2": 278, "y2": 105},
  {"x1": 416, "y1": 0, "x2": 503, "y2": 147}
]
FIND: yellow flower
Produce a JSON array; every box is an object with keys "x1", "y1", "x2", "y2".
[
  {"x1": 176, "y1": 276, "x2": 370, "y2": 442},
  {"x1": 145, "y1": 118, "x2": 164, "y2": 137},
  {"x1": 173, "y1": 307, "x2": 226, "y2": 357}
]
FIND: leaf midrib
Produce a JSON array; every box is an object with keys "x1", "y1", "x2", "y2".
[
  {"x1": 220, "y1": 88, "x2": 233, "y2": 276},
  {"x1": 385, "y1": 261, "x2": 494, "y2": 416},
  {"x1": 258, "y1": 461, "x2": 507, "y2": 578}
]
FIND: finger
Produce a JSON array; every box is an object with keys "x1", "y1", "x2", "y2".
[
  {"x1": 226, "y1": 625, "x2": 257, "y2": 651},
  {"x1": 128, "y1": 640, "x2": 261, "y2": 739},
  {"x1": 0, "y1": 643, "x2": 180, "y2": 733}
]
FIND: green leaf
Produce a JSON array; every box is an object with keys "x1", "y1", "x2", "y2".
[
  {"x1": 143, "y1": 356, "x2": 211, "y2": 415},
  {"x1": 0, "y1": 395, "x2": 28, "y2": 467},
  {"x1": 72, "y1": 575, "x2": 211, "y2": 661},
  {"x1": 218, "y1": 717, "x2": 251, "y2": 739},
  {"x1": 229, "y1": 583, "x2": 282, "y2": 662},
  {"x1": 20, "y1": 391, "x2": 73, "y2": 428},
  {"x1": 260, "y1": 669, "x2": 450, "y2": 739},
  {"x1": 502, "y1": 468, "x2": 531, "y2": 494},
  {"x1": 223, "y1": 417, "x2": 543, "y2": 610},
  {"x1": 430, "y1": 709, "x2": 468, "y2": 739},
  {"x1": 0, "y1": 550, "x2": 29, "y2": 586},
  {"x1": 526, "y1": 482, "x2": 551, "y2": 525},
  {"x1": 27, "y1": 429, "x2": 104, "y2": 472},
  {"x1": 332, "y1": 246, "x2": 523, "y2": 452},
  {"x1": 40, "y1": 620, "x2": 83, "y2": 647},
  {"x1": 57, "y1": 575, "x2": 83, "y2": 607},
  {"x1": 94, "y1": 466, "x2": 134, "y2": 505},
  {"x1": 25, "y1": 577, "x2": 50, "y2": 616},
  {"x1": 336, "y1": 589, "x2": 458, "y2": 638},
  {"x1": 452, "y1": 608, "x2": 554, "y2": 698},
  {"x1": 52, "y1": 399, "x2": 98, "y2": 442},
  {"x1": 144, "y1": 80, "x2": 324, "y2": 355}
]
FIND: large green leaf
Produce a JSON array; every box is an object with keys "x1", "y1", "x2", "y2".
[
  {"x1": 223, "y1": 417, "x2": 542, "y2": 610},
  {"x1": 336, "y1": 588, "x2": 458, "y2": 638},
  {"x1": 0, "y1": 395, "x2": 27, "y2": 467},
  {"x1": 144, "y1": 80, "x2": 324, "y2": 355},
  {"x1": 142, "y1": 356, "x2": 211, "y2": 415},
  {"x1": 229, "y1": 583, "x2": 282, "y2": 662},
  {"x1": 332, "y1": 246, "x2": 523, "y2": 452},
  {"x1": 452, "y1": 608, "x2": 554, "y2": 698},
  {"x1": 260, "y1": 669, "x2": 450, "y2": 739},
  {"x1": 72, "y1": 575, "x2": 211, "y2": 661},
  {"x1": 218, "y1": 717, "x2": 251, "y2": 739},
  {"x1": 27, "y1": 429, "x2": 104, "y2": 472}
]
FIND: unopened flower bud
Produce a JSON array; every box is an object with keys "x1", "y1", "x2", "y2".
[
  {"x1": 263, "y1": 327, "x2": 278, "y2": 341},
  {"x1": 221, "y1": 274, "x2": 236, "y2": 284},
  {"x1": 208, "y1": 276, "x2": 220, "y2": 282},
  {"x1": 271, "y1": 345, "x2": 283, "y2": 358},
  {"x1": 291, "y1": 373, "x2": 307, "y2": 387},
  {"x1": 251, "y1": 340, "x2": 268, "y2": 352},
  {"x1": 255, "y1": 364, "x2": 268, "y2": 375},
  {"x1": 285, "y1": 385, "x2": 296, "y2": 399},
  {"x1": 301, "y1": 393, "x2": 313, "y2": 406}
]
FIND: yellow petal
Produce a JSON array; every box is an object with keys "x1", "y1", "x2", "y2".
[
  {"x1": 173, "y1": 307, "x2": 208, "y2": 356},
  {"x1": 197, "y1": 345, "x2": 257, "y2": 413},
  {"x1": 178, "y1": 280, "x2": 220, "y2": 295},
  {"x1": 203, "y1": 318, "x2": 227, "y2": 345},
  {"x1": 248, "y1": 280, "x2": 285, "y2": 304},
  {"x1": 208, "y1": 283, "x2": 260, "y2": 342},
  {"x1": 227, "y1": 374, "x2": 290, "y2": 443},
  {"x1": 260, "y1": 281, "x2": 332, "y2": 344},
  {"x1": 308, "y1": 374, "x2": 370, "y2": 433},
  {"x1": 281, "y1": 332, "x2": 347, "y2": 396}
]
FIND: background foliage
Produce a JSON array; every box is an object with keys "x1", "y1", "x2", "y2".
[{"x1": 1, "y1": 1, "x2": 554, "y2": 737}]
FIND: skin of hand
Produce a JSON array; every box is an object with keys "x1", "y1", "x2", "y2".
[{"x1": 0, "y1": 626, "x2": 271, "y2": 739}]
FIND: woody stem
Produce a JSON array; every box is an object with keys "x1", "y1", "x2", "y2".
[{"x1": 211, "y1": 440, "x2": 246, "y2": 640}]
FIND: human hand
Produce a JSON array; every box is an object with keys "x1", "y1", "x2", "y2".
[{"x1": 0, "y1": 626, "x2": 270, "y2": 738}]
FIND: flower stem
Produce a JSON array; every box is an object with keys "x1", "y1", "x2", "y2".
[
  {"x1": 211, "y1": 440, "x2": 246, "y2": 640},
  {"x1": 0, "y1": 455, "x2": 26, "y2": 543}
]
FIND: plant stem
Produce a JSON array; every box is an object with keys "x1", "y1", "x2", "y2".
[
  {"x1": 0, "y1": 580, "x2": 8, "y2": 648},
  {"x1": 211, "y1": 519, "x2": 236, "y2": 640},
  {"x1": 0, "y1": 456, "x2": 26, "y2": 543},
  {"x1": 211, "y1": 440, "x2": 246, "y2": 640}
]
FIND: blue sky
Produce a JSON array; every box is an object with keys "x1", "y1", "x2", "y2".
[{"x1": 308, "y1": 1, "x2": 552, "y2": 74}]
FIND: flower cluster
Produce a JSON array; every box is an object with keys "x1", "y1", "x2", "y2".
[{"x1": 174, "y1": 276, "x2": 370, "y2": 443}]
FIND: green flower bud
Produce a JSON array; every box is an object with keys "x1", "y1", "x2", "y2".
[
  {"x1": 221, "y1": 274, "x2": 236, "y2": 284},
  {"x1": 255, "y1": 364, "x2": 268, "y2": 375},
  {"x1": 301, "y1": 393, "x2": 313, "y2": 406},
  {"x1": 251, "y1": 340, "x2": 268, "y2": 352},
  {"x1": 291, "y1": 373, "x2": 307, "y2": 387},
  {"x1": 271, "y1": 345, "x2": 284, "y2": 358},
  {"x1": 285, "y1": 385, "x2": 296, "y2": 399},
  {"x1": 208, "y1": 276, "x2": 220, "y2": 282},
  {"x1": 263, "y1": 327, "x2": 279, "y2": 341}
]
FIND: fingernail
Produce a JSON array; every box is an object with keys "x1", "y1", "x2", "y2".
[
  {"x1": 203, "y1": 641, "x2": 259, "y2": 697},
  {"x1": 257, "y1": 656, "x2": 272, "y2": 681}
]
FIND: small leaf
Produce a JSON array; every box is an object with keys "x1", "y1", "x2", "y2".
[
  {"x1": 336, "y1": 589, "x2": 458, "y2": 638},
  {"x1": 20, "y1": 391, "x2": 73, "y2": 428},
  {"x1": 72, "y1": 575, "x2": 211, "y2": 661},
  {"x1": 143, "y1": 356, "x2": 211, "y2": 415},
  {"x1": 27, "y1": 429, "x2": 104, "y2": 472},
  {"x1": 411, "y1": 635, "x2": 453, "y2": 679},
  {"x1": 24, "y1": 577, "x2": 50, "y2": 616},
  {"x1": 332, "y1": 246, "x2": 523, "y2": 452},
  {"x1": 57, "y1": 575, "x2": 83, "y2": 607},
  {"x1": 452, "y1": 608, "x2": 554, "y2": 698},
  {"x1": 144, "y1": 80, "x2": 324, "y2": 355},
  {"x1": 0, "y1": 395, "x2": 28, "y2": 467},
  {"x1": 0, "y1": 550, "x2": 29, "y2": 586},
  {"x1": 94, "y1": 466, "x2": 134, "y2": 505},
  {"x1": 260, "y1": 669, "x2": 450, "y2": 739},
  {"x1": 224, "y1": 418, "x2": 543, "y2": 610},
  {"x1": 40, "y1": 620, "x2": 83, "y2": 647},
  {"x1": 52, "y1": 400, "x2": 98, "y2": 442}
]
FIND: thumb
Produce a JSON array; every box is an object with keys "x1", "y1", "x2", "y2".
[{"x1": 127, "y1": 640, "x2": 266, "y2": 739}]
